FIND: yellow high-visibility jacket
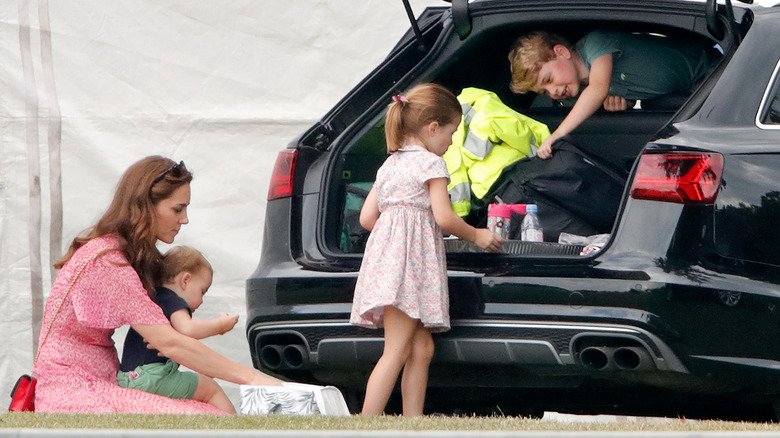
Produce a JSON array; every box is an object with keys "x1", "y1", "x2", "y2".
[{"x1": 444, "y1": 88, "x2": 550, "y2": 216}]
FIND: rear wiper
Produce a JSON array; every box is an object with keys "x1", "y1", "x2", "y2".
[
  {"x1": 401, "y1": 0, "x2": 472, "y2": 50},
  {"x1": 401, "y1": 0, "x2": 427, "y2": 51}
]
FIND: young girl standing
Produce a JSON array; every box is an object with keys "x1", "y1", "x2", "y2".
[{"x1": 350, "y1": 83, "x2": 502, "y2": 416}]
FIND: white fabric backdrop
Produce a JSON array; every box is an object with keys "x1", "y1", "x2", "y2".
[{"x1": 0, "y1": 0, "x2": 440, "y2": 409}]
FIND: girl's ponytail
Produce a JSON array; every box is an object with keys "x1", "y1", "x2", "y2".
[
  {"x1": 385, "y1": 96, "x2": 407, "y2": 152},
  {"x1": 384, "y1": 84, "x2": 461, "y2": 153}
]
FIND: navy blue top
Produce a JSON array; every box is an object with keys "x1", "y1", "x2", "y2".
[{"x1": 119, "y1": 287, "x2": 191, "y2": 372}]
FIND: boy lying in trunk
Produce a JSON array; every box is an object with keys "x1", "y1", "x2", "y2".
[{"x1": 508, "y1": 30, "x2": 710, "y2": 159}]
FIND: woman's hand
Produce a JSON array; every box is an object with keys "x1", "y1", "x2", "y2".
[{"x1": 247, "y1": 372, "x2": 283, "y2": 386}]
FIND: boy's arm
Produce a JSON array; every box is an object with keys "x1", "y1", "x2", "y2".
[
  {"x1": 168, "y1": 309, "x2": 239, "y2": 340},
  {"x1": 538, "y1": 53, "x2": 613, "y2": 159}
]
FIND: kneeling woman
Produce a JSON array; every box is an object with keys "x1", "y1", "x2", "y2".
[{"x1": 33, "y1": 156, "x2": 279, "y2": 414}]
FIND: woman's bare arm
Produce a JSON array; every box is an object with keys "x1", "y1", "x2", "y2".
[{"x1": 133, "y1": 322, "x2": 280, "y2": 386}]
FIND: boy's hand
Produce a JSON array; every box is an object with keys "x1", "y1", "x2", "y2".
[
  {"x1": 473, "y1": 228, "x2": 503, "y2": 252},
  {"x1": 217, "y1": 313, "x2": 239, "y2": 335},
  {"x1": 537, "y1": 132, "x2": 561, "y2": 159},
  {"x1": 537, "y1": 140, "x2": 553, "y2": 159},
  {"x1": 603, "y1": 95, "x2": 634, "y2": 112}
]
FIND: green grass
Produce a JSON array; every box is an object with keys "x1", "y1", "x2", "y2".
[{"x1": 2, "y1": 413, "x2": 780, "y2": 432}]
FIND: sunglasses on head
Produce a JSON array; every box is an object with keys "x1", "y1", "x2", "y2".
[{"x1": 151, "y1": 160, "x2": 186, "y2": 187}]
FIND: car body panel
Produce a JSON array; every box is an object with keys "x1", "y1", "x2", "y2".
[
  {"x1": 714, "y1": 154, "x2": 780, "y2": 266},
  {"x1": 247, "y1": 0, "x2": 780, "y2": 419}
]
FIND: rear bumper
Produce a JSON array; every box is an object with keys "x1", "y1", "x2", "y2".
[{"x1": 247, "y1": 315, "x2": 688, "y2": 377}]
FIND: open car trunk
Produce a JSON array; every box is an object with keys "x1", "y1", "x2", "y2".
[{"x1": 318, "y1": 0, "x2": 746, "y2": 267}]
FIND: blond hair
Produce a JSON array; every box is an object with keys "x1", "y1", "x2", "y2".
[
  {"x1": 508, "y1": 31, "x2": 572, "y2": 94},
  {"x1": 385, "y1": 83, "x2": 462, "y2": 152},
  {"x1": 162, "y1": 246, "x2": 212, "y2": 283}
]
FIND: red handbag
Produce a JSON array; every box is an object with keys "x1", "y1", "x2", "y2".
[
  {"x1": 8, "y1": 250, "x2": 108, "y2": 412},
  {"x1": 9, "y1": 374, "x2": 36, "y2": 412}
]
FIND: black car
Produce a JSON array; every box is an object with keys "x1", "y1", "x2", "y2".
[{"x1": 247, "y1": 0, "x2": 780, "y2": 420}]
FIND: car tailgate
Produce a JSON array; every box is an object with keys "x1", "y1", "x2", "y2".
[{"x1": 713, "y1": 153, "x2": 780, "y2": 267}]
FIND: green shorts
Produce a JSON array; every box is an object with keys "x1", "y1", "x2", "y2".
[{"x1": 117, "y1": 360, "x2": 198, "y2": 399}]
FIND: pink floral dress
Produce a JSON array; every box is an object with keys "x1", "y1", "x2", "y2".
[
  {"x1": 350, "y1": 145, "x2": 451, "y2": 332},
  {"x1": 32, "y1": 235, "x2": 226, "y2": 414}
]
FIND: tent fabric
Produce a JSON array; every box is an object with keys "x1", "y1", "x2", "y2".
[{"x1": 0, "y1": 0, "x2": 440, "y2": 408}]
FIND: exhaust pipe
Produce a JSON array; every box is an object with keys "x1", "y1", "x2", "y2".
[
  {"x1": 580, "y1": 346, "x2": 615, "y2": 371},
  {"x1": 613, "y1": 346, "x2": 654, "y2": 371},
  {"x1": 259, "y1": 345, "x2": 284, "y2": 370},
  {"x1": 282, "y1": 345, "x2": 308, "y2": 369}
]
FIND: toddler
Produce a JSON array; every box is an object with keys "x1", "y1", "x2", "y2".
[{"x1": 118, "y1": 246, "x2": 239, "y2": 413}]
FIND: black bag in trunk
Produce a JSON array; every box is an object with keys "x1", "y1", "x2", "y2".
[{"x1": 487, "y1": 139, "x2": 627, "y2": 242}]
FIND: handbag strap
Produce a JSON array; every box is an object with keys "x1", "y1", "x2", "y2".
[{"x1": 33, "y1": 247, "x2": 118, "y2": 366}]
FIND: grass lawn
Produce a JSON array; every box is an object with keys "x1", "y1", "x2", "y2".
[{"x1": 2, "y1": 413, "x2": 780, "y2": 432}]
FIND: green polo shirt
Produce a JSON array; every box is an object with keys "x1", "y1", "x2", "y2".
[{"x1": 576, "y1": 30, "x2": 710, "y2": 100}]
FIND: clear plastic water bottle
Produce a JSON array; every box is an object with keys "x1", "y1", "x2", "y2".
[{"x1": 521, "y1": 204, "x2": 543, "y2": 242}]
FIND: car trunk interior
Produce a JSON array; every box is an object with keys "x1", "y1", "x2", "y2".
[{"x1": 327, "y1": 13, "x2": 726, "y2": 259}]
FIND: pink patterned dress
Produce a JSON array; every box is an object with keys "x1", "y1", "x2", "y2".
[
  {"x1": 350, "y1": 145, "x2": 451, "y2": 332},
  {"x1": 32, "y1": 235, "x2": 226, "y2": 414}
]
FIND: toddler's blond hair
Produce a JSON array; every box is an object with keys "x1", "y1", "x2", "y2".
[{"x1": 162, "y1": 246, "x2": 212, "y2": 283}]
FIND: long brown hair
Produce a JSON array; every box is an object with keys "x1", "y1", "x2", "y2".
[
  {"x1": 55, "y1": 156, "x2": 193, "y2": 297},
  {"x1": 385, "y1": 83, "x2": 462, "y2": 152}
]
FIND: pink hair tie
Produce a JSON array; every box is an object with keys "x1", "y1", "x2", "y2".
[{"x1": 392, "y1": 94, "x2": 409, "y2": 104}]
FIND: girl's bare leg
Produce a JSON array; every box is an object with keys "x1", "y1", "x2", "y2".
[
  {"x1": 361, "y1": 306, "x2": 418, "y2": 415},
  {"x1": 193, "y1": 373, "x2": 236, "y2": 414},
  {"x1": 400, "y1": 324, "x2": 434, "y2": 416}
]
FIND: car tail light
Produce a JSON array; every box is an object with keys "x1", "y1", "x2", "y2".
[
  {"x1": 630, "y1": 152, "x2": 723, "y2": 204},
  {"x1": 267, "y1": 149, "x2": 298, "y2": 201}
]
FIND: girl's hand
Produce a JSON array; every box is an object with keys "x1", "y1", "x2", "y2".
[
  {"x1": 429, "y1": 178, "x2": 501, "y2": 252},
  {"x1": 473, "y1": 228, "x2": 502, "y2": 252}
]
